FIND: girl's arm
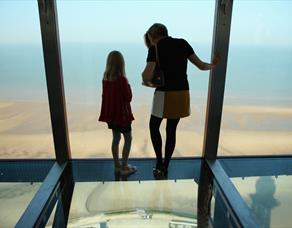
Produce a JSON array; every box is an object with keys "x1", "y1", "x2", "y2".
[
  {"x1": 188, "y1": 52, "x2": 220, "y2": 70},
  {"x1": 120, "y1": 77, "x2": 132, "y2": 102}
]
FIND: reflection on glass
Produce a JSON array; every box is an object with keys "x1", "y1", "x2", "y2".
[
  {"x1": 57, "y1": 1, "x2": 215, "y2": 157},
  {"x1": 219, "y1": 1, "x2": 292, "y2": 156},
  {"x1": 68, "y1": 180, "x2": 198, "y2": 227},
  {"x1": 250, "y1": 177, "x2": 280, "y2": 227},
  {"x1": 232, "y1": 175, "x2": 292, "y2": 228},
  {"x1": 0, "y1": 1, "x2": 54, "y2": 158},
  {"x1": 0, "y1": 182, "x2": 41, "y2": 227}
]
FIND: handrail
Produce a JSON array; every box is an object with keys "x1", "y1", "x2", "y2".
[
  {"x1": 15, "y1": 162, "x2": 67, "y2": 228},
  {"x1": 207, "y1": 159, "x2": 259, "y2": 228}
]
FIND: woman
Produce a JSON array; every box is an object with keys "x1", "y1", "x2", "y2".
[{"x1": 142, "y1": 23, "x2": 219, "y2": 179}]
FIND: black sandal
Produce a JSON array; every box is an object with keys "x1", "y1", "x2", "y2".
[{"x1": 153, "y1": 164, "x2": 168, "y2": 180}]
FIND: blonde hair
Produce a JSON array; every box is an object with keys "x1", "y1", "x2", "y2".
[{"x1": 103, "y1": 50, "x2": 126, "y2": 80}]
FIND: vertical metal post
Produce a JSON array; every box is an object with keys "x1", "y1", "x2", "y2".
[
  {"x1": 203, "y1": 0, "x2": 233, "y2": 159},
  {"x1": 53, "y1": 163, "x2": 74, "y2": 227},
  {"x1": 38, "y1": 0, "x2": 71, "y2": 162},
  {"x1": 197, "y1": 161, "x2": 213, "y2": 228},
  {"x1": 213, "y1": 193, "x2": 230, "y2": 228}
]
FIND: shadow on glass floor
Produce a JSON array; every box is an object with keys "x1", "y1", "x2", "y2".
[{"x1": 70, "y1": 158, "x2": 202, "y2": 182}]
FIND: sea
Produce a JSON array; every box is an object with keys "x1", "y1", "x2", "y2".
[{"x1": 0, "y1": 42, "x2": 292, "y2": 107}]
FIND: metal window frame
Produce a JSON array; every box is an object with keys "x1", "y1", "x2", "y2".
[
  {"x1": 15, "y1": 1, "x2": 75, "y2": 226},
  {"x1": 12, "y1": 0, "x2": 268, "y2": 227},
  {"x1": 203, "y1": 0, "x2": 233, "y2": 160},
  {"x1": 38, "y1": 0, "x2": 71, "y2": 162}
]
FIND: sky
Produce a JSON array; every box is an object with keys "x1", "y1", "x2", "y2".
[{"x1": 0, "y1": 0, "x2": 292, "y2": 46}]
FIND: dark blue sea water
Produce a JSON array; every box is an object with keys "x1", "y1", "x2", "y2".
[{"x1": 0, "y1": 43, "x2": 291, "y2": 106}]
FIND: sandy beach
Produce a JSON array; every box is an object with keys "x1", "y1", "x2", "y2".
[
  {"x1": 0, "y1": 100, "x2": 291, "y2": 158},
  {"x1": 0, "y1": 101, "x2": 292, "y2": 227}
]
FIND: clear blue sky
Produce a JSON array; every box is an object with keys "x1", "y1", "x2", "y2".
[{"x1": 0, "y1": 0, "x2": 292, "y2": 46}]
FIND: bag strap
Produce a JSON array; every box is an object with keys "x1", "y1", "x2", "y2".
[{"x1": 155, "y1": 44, "x2": 160, "y2": 67}]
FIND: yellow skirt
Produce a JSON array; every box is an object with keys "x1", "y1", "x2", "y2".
[{"x1": 151, "y1": 90, "x2": 190, "y2": 119}]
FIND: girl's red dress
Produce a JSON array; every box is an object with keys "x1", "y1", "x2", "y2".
[{"x1": 98, "y1": 76, "x2": 134, "y2": 127}]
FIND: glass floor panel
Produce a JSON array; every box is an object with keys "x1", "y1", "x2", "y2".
[
  {"x1": 65, "y1": 159, "x2": 245, "y2": 227},
  {"x1": 220, "y1": 157, "x2": 292, "y2": 228},
  {"x1": 0, "y1": 182, "x2": 42, "y2": 227},
  {"x1": 0, "y1": 160, "x2": 54, "y2": 227},
  {"x1": 68, "y1": 180, "x2": 198, "y2": 228},
  {"x1": 4, "y1": 158, "x2": 282, "y2": 227}
]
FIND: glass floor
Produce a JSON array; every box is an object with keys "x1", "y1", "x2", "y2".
[
  {"x1": 0, "y1": 182, "x2": 42, "y2": 226},
  {"x1": 62, "y1": 159, "x2": 202, "y2": 228},
  {"x1": 2, "y1": 157, "x2": 292, "y2": 227},
  {"x1": 220, "y1": 157, "x2": 292, "y2": 228},
  {"x1": 0, "y1": 160, "x2": 54, "y2": 227},
  {"x1": 66, "y1": 180, "x2": 198, "y2": 228}
]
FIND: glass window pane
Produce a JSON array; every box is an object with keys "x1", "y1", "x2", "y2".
[
  {"x1": 219, "y1": 1, "x2": 292, "y2": 156},
  {"x1": 57, "y1": 1, "x2": 215, "y2": 158},
  {"x1": 0, "y1": 1, "x2": 54, "y2": 158}
]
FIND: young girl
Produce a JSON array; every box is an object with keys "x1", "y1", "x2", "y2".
[{"x1": 99, "y1": 51, "x2": 136, "y2": 176}]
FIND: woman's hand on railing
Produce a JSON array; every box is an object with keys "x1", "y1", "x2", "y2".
[{"x1": 211, "y1": 52, "x2": 220, "y2": 68}]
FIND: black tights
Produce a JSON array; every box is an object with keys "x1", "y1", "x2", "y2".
[{"x1": 149, "y1": 115, "x2": 180, "y2": 170}]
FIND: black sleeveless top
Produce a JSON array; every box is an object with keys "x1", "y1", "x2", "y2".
[{"x1": 147, "y1": 36, "x2": 194, "y2": 91}]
